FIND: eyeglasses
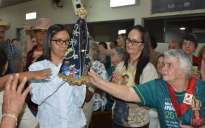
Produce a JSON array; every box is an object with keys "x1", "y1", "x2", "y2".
[
  {"x1": 51, "y1": 39, "x2": 70, "y2": 46},
  {"x1": 182, "y1": 42, "x2": 195, "y2": 46},
  {"x1": 126, "y1": 38, "x2": 142, "y2": 46},
  {"x1": 110, "y1": 53, "x2": 115, "y2": 57}
]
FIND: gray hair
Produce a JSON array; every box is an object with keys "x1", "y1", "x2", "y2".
[
  {"x1": 164, "y1": 49, "x2": 192, "y2": 79},
  {"x1": 113, "y1": 47, "x2": 126, "y2": 61},
  {"x1": 90, "y1": 41, "x2": 100, "y2": 61}
]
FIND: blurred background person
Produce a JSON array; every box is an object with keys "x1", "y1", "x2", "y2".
[
  {"x1": 11, "y1": 38, "x2": 19, "y2": 45},
  {"x1": 98, "y1": 42, "x2": 111, "y2": 70},
  {"x1": 106, "y1": 47, "x2": 125, "y2": 111},
  {"x1": 155, "y1": 54, "x2": 164, "y2": 78},
  {"x1": 5, "y1": 39, "x2": 11, "y2": 43},
  {"x1": 117, "y1": 34, "x2": 126, "y2": 48},
  {"x1": 83, "y1": 41, "x2": 109, "y2": 128},
  {"x1": 149, "y1": 36, "x2": 160, "y2": 66},
  {"x1": 110, "y1": 40, "x2": 117, "y2": 49},
  {"x1": 180, "y1": 33, "x2": 205, "y2": 81},
  {"x1": 168, "y1": 40, "x2": 179, "y2": 50},
  {"x1": 197, "y1": 45, "x2": 205, "y2": 62}
]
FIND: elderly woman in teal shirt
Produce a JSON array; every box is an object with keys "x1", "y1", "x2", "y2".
[{"x1": 88, "y1": 49, "x2": 205, "y2": 128}]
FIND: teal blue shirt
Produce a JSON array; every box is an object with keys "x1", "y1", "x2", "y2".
[{"x1": 133, "y1": 78, "x2": 205, "y2": 128}]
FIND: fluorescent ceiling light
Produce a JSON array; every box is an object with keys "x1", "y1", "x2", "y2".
[
  {"x1": 180, "y1": 27, "x2": 185, "y2": 30},
  {"x1": 118, "y1": 29, "x2": 127, "y2": 34},
  {"x1": 26, "y1": 12, "x2": 37, "y2": 20},
  {"x1": 110, "y1": 0, "x2": 136, "y2": 7}
]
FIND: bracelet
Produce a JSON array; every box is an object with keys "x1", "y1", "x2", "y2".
[{"x1": 1, "y1": 114, "x2": 17, "y2": 126}]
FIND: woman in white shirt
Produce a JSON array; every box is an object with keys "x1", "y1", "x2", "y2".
[{"x1": 29, "y1": 24, "x2": 86, "y2": 128}]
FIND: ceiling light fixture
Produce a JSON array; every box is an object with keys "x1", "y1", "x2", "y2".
[
  {"x1": 110, "y1": 0, "x2": 138, "y2": 7},
  {"x1": 180, "y1": 27, "x2": 185, "y2": 30},
  {"x1": 118, "y1": 29, "x2": 127, "y2": 34},
  {"x1": 26, "y1": 12, "x2": 37, "y2": 20}
]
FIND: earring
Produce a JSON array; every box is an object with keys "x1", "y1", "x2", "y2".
[{"x1": 182, "y1": 76, "x2": 185, "y2": 79}]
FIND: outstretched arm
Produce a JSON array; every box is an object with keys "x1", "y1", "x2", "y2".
[
  {"x1": 0, "y1": 69, "x2": 51, "y2": 89},
  {"x1": 88, "y1": 69, "x2": 141, "y2": 103}
]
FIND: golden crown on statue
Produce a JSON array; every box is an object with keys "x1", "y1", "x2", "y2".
[
  {"x1": 77, "y1": 4, "x2": 88, "y2": 19},
  {"x1": 191, "y1": 97, "x2": 202, "y2": 111}
]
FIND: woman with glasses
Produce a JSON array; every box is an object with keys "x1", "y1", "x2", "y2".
[
  {"x1": 109, "y1": 25, "x2": 158, "y2": 128},
  {"x1": 180, "y1": 33, "x2": 205, "y2": 81},
  {"x1": 28, "y1": 24, "x2": 86, "y2": 128}
]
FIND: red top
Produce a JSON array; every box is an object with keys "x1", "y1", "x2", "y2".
[{"x1": 192, "y1": 55, "x2": 202, "y2": 79}]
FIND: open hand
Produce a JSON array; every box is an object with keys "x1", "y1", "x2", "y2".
[
  {"x1": 3, "y1": 74, "x2": 32, "y2": 118},
  {"x1": 22, "y1": 23, "x2": 31, "y2": 30},
  {"x1": 33, "y1": 68, "x2": 52, "y2": 80},
  {"x1": 88, "y1": 69, "x2": 103, "y2": 87}
]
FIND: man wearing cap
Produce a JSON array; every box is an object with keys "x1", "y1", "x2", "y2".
[
  {"x1": 23, "y1": 18, "x2": 52, "y2": 117},
  {"x1": 0, "y1": 21, "x2": 39, "y2": 128},
  {"x1": 0, "y1": 21, "x2": 23, "y2": 74}
]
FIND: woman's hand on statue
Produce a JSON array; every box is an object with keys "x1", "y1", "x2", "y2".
[
  {"x1": 112, "y1": 71, "x2": 126, "y2": 85},
  {"x1": 88, "y1": 69, "x2": 103, "y2": 87},
  {"x1": 180, "y1": 125, "x2": 194, "y2": 128},
  {"x1": 191, "y1": 70, "x2": 200, "y2": 79},
  {"x1": 33, "y1": 68, "x2": 52, "y2": 80}
]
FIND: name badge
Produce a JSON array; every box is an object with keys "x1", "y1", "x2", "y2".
[{"x1": 183, "y1": 93, "x2": 193, "y2": 105}]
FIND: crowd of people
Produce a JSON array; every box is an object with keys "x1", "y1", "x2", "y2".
[{"x1": 0, "y1": 16, "x2": 205, "y2": 128}]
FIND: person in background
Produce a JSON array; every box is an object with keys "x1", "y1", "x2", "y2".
[
  {"x1": 0, "y1": 21, "x2": 23, "y2": 74},
  {"x1": 106, "y1": 47, "x2": 125, "y2": 111},
  {"x1": 24, "y1": 18, "x2": 52, "y2": 117},
  {"x1": 110, "y1": 40, "x2": 117, "y2": 49},
  {"x1": 197, "y1": 45, "x2": 205, "y2": 62},
  {"x1": 179, "y1": 33, "x2": 205, "y2": 81},
  {"x1": 82, "y1": 41, "x2": 109, "y2": 128},
  {"x1": 149, "y1": 36, "x2": 161, "y2": 66},
  {"x1": 155, "y1": 54, "x2": 164, "y2": 78},
  {"x1": 29, "y1": 24, "x2": 86, "y2": 128},
  {"x1": 11, "y1": 38, "x2": 19, "y2": 45},
  {"x1": 111, "y1": 25, "x2": 158, "y2": 128},
  {"x1": 117, "y1": 34, "x2": 127, "y2": 48},
  {"x1": 6, "y1": 39, "x2": 11, "y2": 43},
  {"x1": 31, "y1": 37, "x2": 37, "y2": 47},
  {"x1": 168, "y1": 40, "x2": 179, "y2": 50},
  {"x1": 98, "y1": 42, "x2": 111, "y2": 70},
  {"x1": 99, "y1": 34, "x2": 127, "y2": 57}
]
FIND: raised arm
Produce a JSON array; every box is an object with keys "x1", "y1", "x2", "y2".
[
  {"x1": 22, "y1": 23, "x2": 33, "y2": 53},
  {"x1": 88, "y1": 69, "x2": 141, "y2": 103}
]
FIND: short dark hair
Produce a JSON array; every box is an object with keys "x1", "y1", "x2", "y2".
[
  {"x1": 11, "y1": 38, "x2": 19, "y2": 44},
  {"x1": 98, "y1": 42, "x2": 108, "y2": 49},
  {"x1": 111, "y1": 41, "x2": 117, "y2": 46},
  {"x1": 6, "y1": 39, "x2": 11, "y2": 42},
  {"x1": 149, "y1": 36, "x2": 157, "y2": 49},
  {"x1": 0, "y1": 47, "x2": 8, "y2": 77},
  {"x1": 43, "y1": 24, "x2": 69, "y2": 60},
  {"x1": 180, "y1": 33, "x2": 198, "y2": 48}
]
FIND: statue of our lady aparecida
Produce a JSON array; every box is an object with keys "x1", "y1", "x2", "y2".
[{"x1": 58, "y1": 5, "x2": 91, "y2": 84}]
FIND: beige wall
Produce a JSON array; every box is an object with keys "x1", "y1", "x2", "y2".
[{"x1": 0, "y1": 0, "x2": 204, "y2": 54}]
